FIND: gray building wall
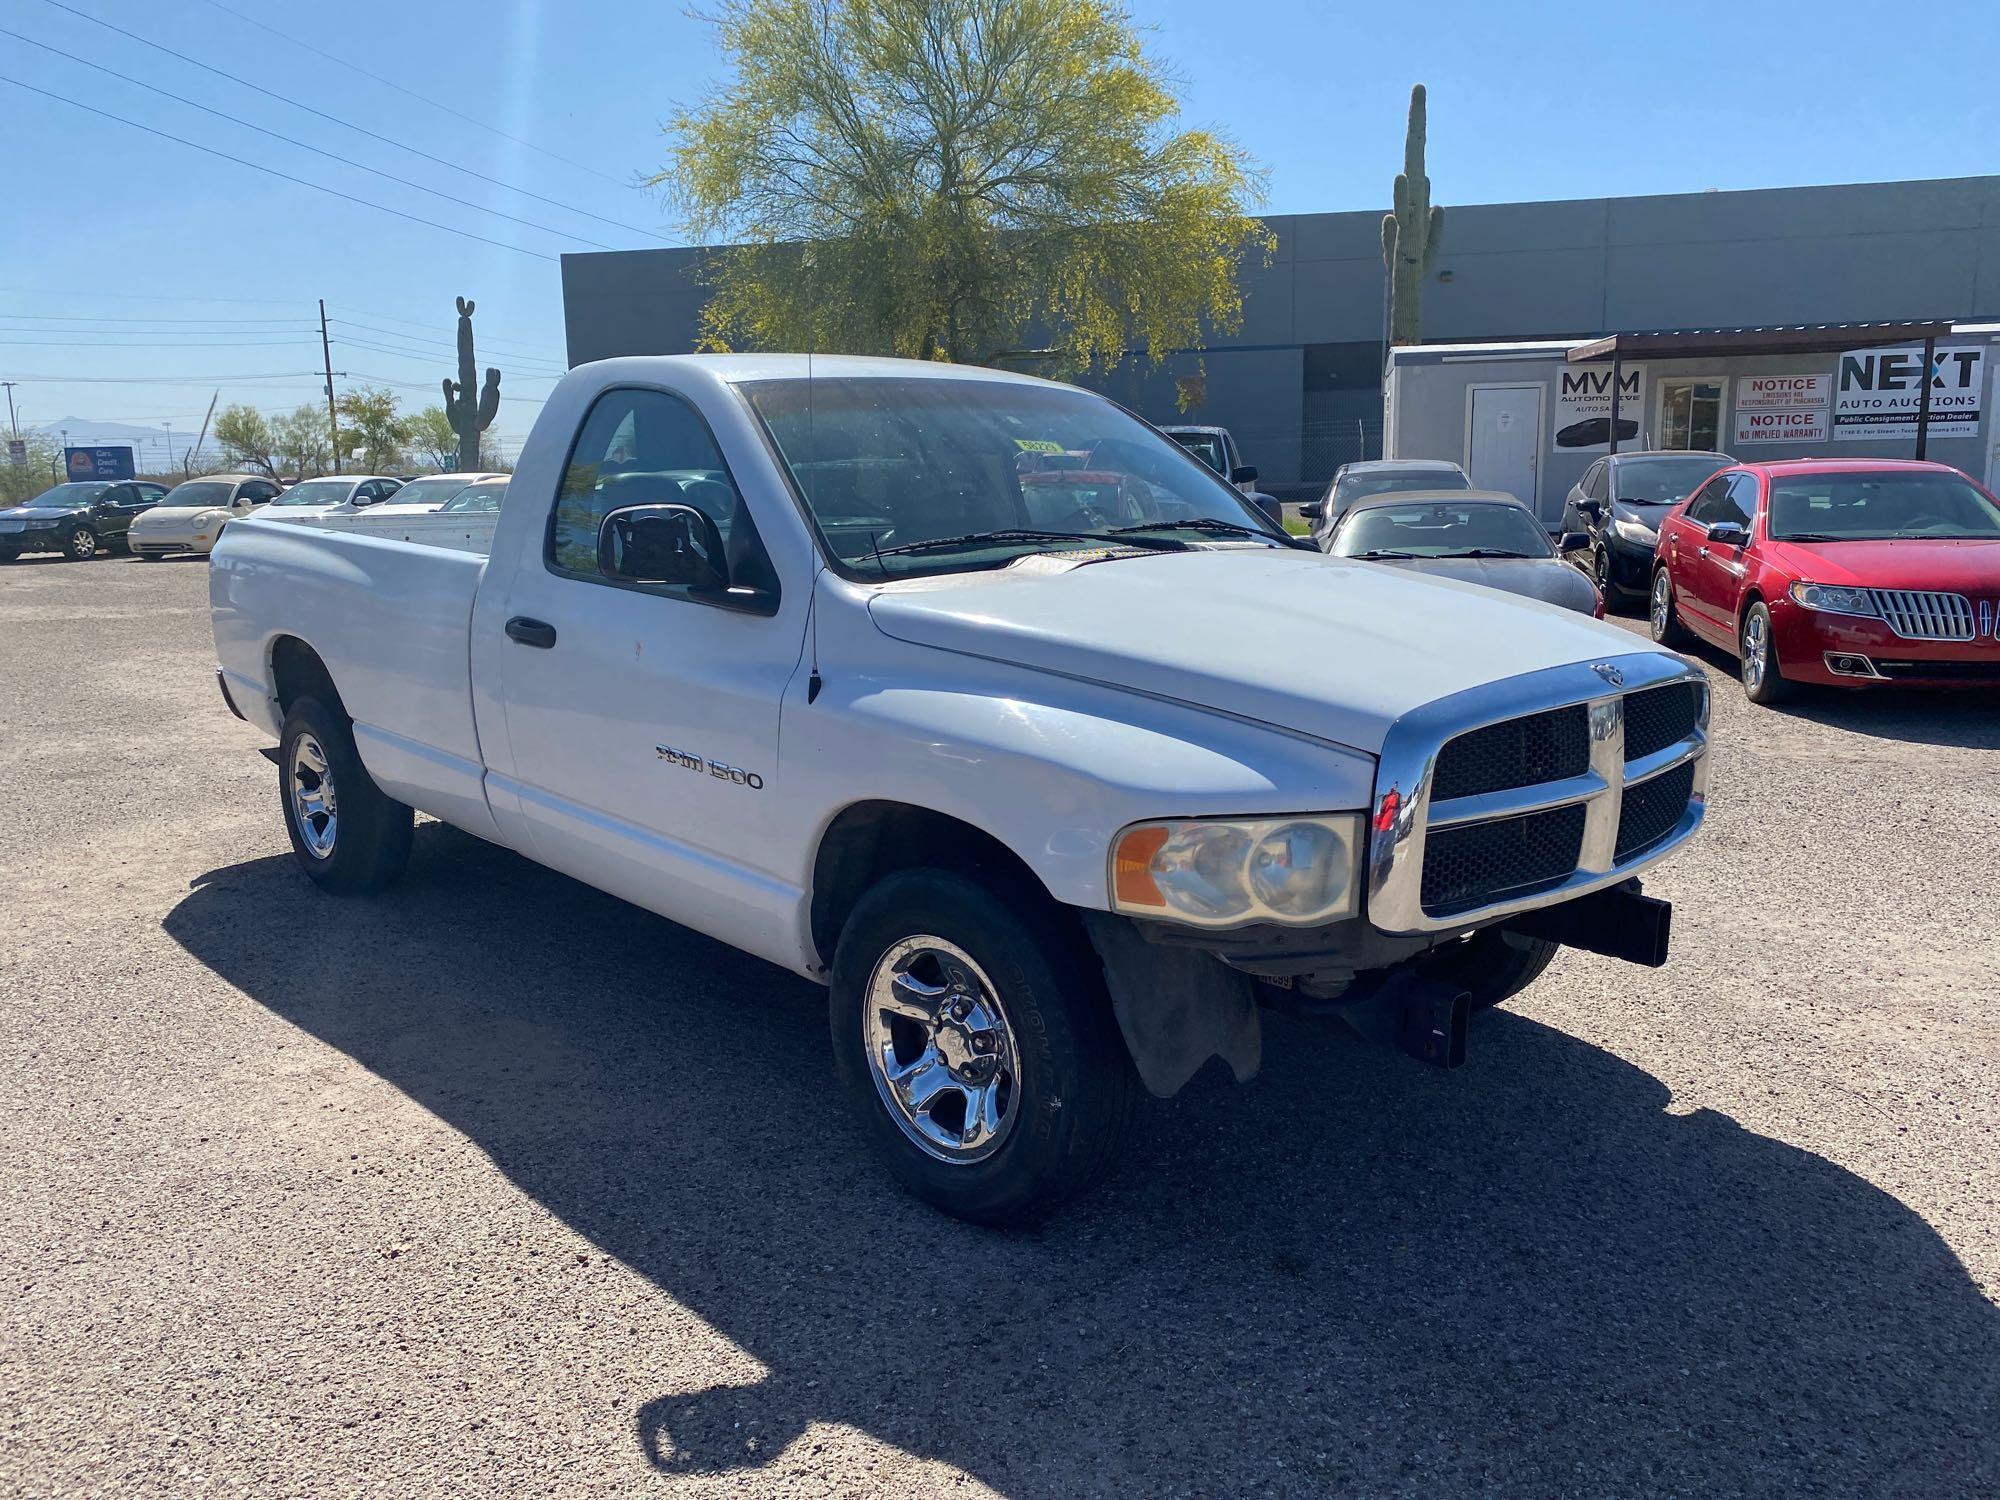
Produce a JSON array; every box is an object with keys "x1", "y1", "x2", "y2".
[{"x1": 561, "y1": 174, "x2": 2000, "y2": 487}]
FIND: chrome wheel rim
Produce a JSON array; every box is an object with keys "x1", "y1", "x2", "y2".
[
  {"x1": 1650, "y1": 572, "x2": 1671, "y2": 636},
  {"x1": 288, "y1": 732, "x2": 338, "y2": 859},
  {"x1": 72, "y1": 529, "x2": 96, "y2": 559},
  {"x1": 862, "y1": 936, "x2": 1020, "y2": 1164},
  {"x1": 1743, "y1": 611, "x2": 1768, "y2": 690}
]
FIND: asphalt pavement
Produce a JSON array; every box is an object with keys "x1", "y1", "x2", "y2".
[{"x1": 2, "y1": 551, "x2": 1995, "y2": 1497}]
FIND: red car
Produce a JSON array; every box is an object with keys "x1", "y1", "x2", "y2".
[{"x1": 1648, "y1": 458, "x2": 2000, "y2": 703}]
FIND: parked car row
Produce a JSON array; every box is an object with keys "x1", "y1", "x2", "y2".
[{"x1": 1, "y1": 471, "x2": 508, "y2": 562}]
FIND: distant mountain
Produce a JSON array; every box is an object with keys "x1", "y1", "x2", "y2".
[{"x1": 29, "y1": 418, "x2": 217, "y2": 467}]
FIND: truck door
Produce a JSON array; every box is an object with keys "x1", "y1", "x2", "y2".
[{"x1": 484, "y1": 384, "x2": 810, "y2": 954}]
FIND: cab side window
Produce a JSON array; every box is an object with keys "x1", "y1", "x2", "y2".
[{"x1": 550, "y1": 387, "x2": 744, "y2": 581}]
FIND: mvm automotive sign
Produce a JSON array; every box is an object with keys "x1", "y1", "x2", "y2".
[
  {"x1": 1553, "y1": 365, "x2": 1644, "y2": 452},
  {"x1": 1833, "y1": 345, "x2": 1984, "y2": 440}
]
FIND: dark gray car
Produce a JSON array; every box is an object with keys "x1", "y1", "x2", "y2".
[
  {"x1": 1560, "y1": 450, "x2": 1733, "y2": 607},
  {"x1": 0, "y1": 480, "x2": 169, "y2": 561},
  {"x1": 1323, "y1": 489, "x2": 1598, "y2": 614}
]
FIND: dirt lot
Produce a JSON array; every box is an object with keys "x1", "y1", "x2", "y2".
[{"x1": 2, "y1": 552, "x2": 1996, "y2": 1498}]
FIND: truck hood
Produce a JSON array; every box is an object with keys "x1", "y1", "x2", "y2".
[{"x1": 867, "y1": 548, "x2": 1656, "y2": 752}]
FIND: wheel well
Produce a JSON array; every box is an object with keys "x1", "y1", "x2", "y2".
[
  {"x1": 1737, "y1": 588, "x2": 1766, "y2": 632},
  {"x1": 808, "y1": 801, "x2": 1055, "y2": 971},
  {"x1": 269, "y1": 636, "x2": 343, "y2": 719}
]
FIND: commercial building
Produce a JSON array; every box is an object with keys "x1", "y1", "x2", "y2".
[{"x1": 561, "y1": 173, "x2": 2000, "y2": 494}]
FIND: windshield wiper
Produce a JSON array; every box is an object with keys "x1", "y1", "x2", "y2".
[
  {"x1": 1105, "y1": 517, "x2": 1279, "y2": 543},
  {"x1": 1350, "y1": 548, "x2": 1424, "y2": 560},
  {"x1": 1455, "y1": 548, "x2": 1536, "y2": 559},
  {"x1": 1773, "y1": 532, "x2": 1849, "y2": 542},
  {"x1": 870, "y1": 528, "x2": 1184, "y2": 560}
]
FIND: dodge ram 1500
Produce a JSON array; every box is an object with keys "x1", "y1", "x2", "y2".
[{"x1": 211, "y1": 354, "x2": 1709, "y2": 1224}]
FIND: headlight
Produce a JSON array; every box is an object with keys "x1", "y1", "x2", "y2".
[
  {"x1": 1789, "y1": 581, "x2": 1878, "y2": 617},
  {"x1": 1610, "y1": 516, "x2": 1658, "y2": 547},
  {"x1": 1111, "y1": 814, "x2": 1363, "y2": 927}
]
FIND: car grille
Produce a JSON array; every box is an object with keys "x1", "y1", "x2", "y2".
[
  {"x1": 1431, "y1": 705, "x2": 1589, "y2": 801},
  {"x1": 1368, "y1": 659, "x2": 1709, "y2": 931},
  {"x1": 1421, "y1": 803, "x2": 1588, "y2": 916},
  {"x1": 1621, "y1": 682, "x2": 1702, "y2": 763},
  {"x1": 1874, "y1": 659, "x2": 2000, "y2": 682},
  {"x1": 1615, "y1": 760, "x2": 1697, "y2": 862},
  {"x1": 1872, "y1": 589, "x2": 1974, "y2": 641}
]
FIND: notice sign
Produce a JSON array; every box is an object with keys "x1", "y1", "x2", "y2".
[
  {"x1": 1733, "y1": 373, "x2": 1830, "y2": 445},
  {"x1": 1553, "y1": 364, "x2": 1645, "y2": 451},
  {"x1": 1833, "y1": 345, "x2": 1984, "y2": 440}
]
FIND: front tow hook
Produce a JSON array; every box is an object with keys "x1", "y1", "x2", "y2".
[{"x1": 1328, "y1": 969, "x2": 1471, "y2": 1070}]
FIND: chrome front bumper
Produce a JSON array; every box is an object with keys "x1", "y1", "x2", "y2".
[{"x1": 1365, "y1": 651, "x2": 1709, "y2": 935}]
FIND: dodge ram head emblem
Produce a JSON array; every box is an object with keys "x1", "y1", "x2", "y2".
[{"x1": 1591, "y1": 662, "x2": 1625, "y2": 688}]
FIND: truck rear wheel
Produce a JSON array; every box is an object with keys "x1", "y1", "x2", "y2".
[
  {"x1": 829, "y1": 870, "x2": 1136, "y2": 1227},
  {"x1": 1418, "y1": 926, "x2": 1559, "y2": 1011},
  {"x1": 278, "y1": 695, "x2": 413, "y2": 895}
]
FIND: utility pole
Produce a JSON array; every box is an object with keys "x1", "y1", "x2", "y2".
[
  {"x1": 320, "y1": 299, "x2": 341, "y2": 474},
  {"x1": 190, "y1": 390, "x2": 219, "y2": 480},
  {"x1": 1, "y1": 382, "x2": 18, "y2": 437}
]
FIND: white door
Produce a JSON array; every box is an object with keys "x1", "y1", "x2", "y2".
[{"x1": 1468, "y1": 385, "x2": 1543, "y2": 518}]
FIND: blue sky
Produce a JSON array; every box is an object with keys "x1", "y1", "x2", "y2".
[{"x1": 4, "y1": 0, "x2": 1997, "y2": 446}]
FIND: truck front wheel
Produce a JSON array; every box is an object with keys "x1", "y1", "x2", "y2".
[
  {"x1": 278, "y1": 695, "x2": 414, "y2": 895},
  {"x1": 829, "y1": 870, "x2": 1136, "y2": 1226}
]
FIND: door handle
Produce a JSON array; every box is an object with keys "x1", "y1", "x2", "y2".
[
  {"x1": 505, "y1": 616, "x2": 557, "y2": 649},
  {"x1": 1698, "y1": 546, "x2": 1711, "y2": 559}
]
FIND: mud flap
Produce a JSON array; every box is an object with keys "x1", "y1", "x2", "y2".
[{"x1": 1080, "y1": 911, "x2": 1261, "y2": 1098}]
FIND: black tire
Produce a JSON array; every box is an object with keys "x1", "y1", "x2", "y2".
[
  {"x1": 278, "y1": 694, "x2": 414, "y2": 895},
  {"x1": 1419, "y1": 927, "x2": 1560, "y2": 1011},
  {"x1": 63, "y1": 525, "x2": 100, "y2": 561},
  {"x1": 829, "y1": 869, "x2": 1137, "y2": 1227},
  {"x1": 1648, "y1": 566, "x2": 1693, "y2": 648},
  {"x1": 1739, "y1": 600, "x2": 1792, "y2": 706}
]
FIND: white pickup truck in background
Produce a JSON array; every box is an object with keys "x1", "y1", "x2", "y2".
[{"x1": 210, "y1": 354, "x2": 1710, "y2": 1225}]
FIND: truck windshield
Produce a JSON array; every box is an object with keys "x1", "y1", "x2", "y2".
[
  {"x1": 740, "y1": 376, "x2": 1282, "y2": 578},
  {"x1": 1767, "y1": 471, "x2": 2000, "y2": 541}
]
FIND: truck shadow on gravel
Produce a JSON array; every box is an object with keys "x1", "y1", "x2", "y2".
[{"x1": 165, "y1": 824, "x2": 1999, "y2": 1497}]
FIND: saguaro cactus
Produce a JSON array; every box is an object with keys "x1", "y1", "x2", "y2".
[
  {"x1": 1381, "y1": 84, "x2": 1445, "y2": 347},
  {"x1": 443, "y1": 296, "x2": 501, "y2": 470}
]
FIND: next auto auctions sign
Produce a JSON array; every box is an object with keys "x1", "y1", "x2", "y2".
[
  {"x1": 1734, "y1": 373, "x2": 1830, "y2": 444},
  {"x1": 1833, "y1": 344, "x2": 1984, "y2": 440}
]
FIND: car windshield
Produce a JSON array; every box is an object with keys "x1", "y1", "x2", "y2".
[
  {"x1": 1331, "y1": 501, "x2": 1553, "y2": 559},
  {"x1": 1334, "y1": 469, "x2": 1470, "y2": 506},
  {"x1": 160, "y1": 480, "x2": 233, "y2": 508},
  {"x1": 266, "y1": 479, "x2": 354, "y2": 507},
  {"x1": 1768, "y1": 470, "x2": 2000, "y2": 541},
  {"x1": 383, "y1": 476, "x2": 476, "y2": 508},
  {"x1": 740, "y1": 376, "x2": 1283, "y2": 578},
  {"x1": 17, "y1": 483, "x2": 108, "y2": 508},
  {"x1": 1614, "y1": 455, "x2": 1731, "y2": 504},
  {"x1": 1166, "y1": 431, "x2": 1227, "y2": 473},
  {"x1": 440, "y1": 480, "x2": 507, "y2": 512}
]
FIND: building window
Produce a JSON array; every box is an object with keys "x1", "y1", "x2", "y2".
[{"x1": 1659, "y1": 378, "x2": 1725, "y2": 452}]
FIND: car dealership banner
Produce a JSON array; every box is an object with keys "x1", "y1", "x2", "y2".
[
  {"x1": 1833, "y1": 345, "x2": 1984, "y2": 440},
  {"x1": 1733, "y1": 373, "x2": 1830, "y2": 445},
  {"x1": 63, "y1": 445, "x2": 135, "y2": 480},
  {"x1": 1552, "y1": 364, "x2": 1645, "y2": 451}
]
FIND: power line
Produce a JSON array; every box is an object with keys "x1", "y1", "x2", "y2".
[
  {"x1": 0, "y1": 75, "x2": 560, "y2": 264},
  {"x1": 0, "y1": 338, "x2": 315, "y2": 348},
  {"x1": 0, "y1": 371, "x2": 328, "y2": 383},
  {"x1": 0, "y1": 312, "x2": 309, "y2": 325},
  {"x1": 330, "y1": 310, "x2": 567, "y2": 357},
  {"x1": 36, "y1": 0, "x2": 672, "y2": 244},
  {"x1": 191, "y1": 0, "x2": 630, "y2": 189},
  {"x1": 327, "y1": 327, "x2": 569, "y2": 373},
  {"x1": 1, "y1": 25, "x2": 617, "y2": 252}
]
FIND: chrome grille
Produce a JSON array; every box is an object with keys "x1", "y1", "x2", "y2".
[
  {"x1": 1367, "y1": 655, "x2": 1709, "y2": 933},
  {"x1": 1871, "y1": 589, "x2": 1974, "y2": 641}
]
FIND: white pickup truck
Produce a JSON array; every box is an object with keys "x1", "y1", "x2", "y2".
[{"x1": 210, "y1": 354, "x2": 1709, "y2": 1224}]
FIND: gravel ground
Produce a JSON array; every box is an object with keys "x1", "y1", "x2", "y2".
[{"x1": 2, "y1": 552, "x2": 1996, "y2": 1499}]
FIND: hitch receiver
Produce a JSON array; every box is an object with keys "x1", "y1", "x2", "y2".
[{"x1": 1505, "y1": 882, "x2": 1672, "y2": 968}]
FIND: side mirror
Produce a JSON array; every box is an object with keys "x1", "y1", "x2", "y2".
[
  {"x1": 1707, "y1": 521, "x2": 1749, "y2": 549},
  {"x1": 1558, "y1": 531, "x2": 1591, "y2": 553},
  {"x1": 1300, "y1": 500, "x2": 1324, "y2": 520},
  {"x1": 1579, "y1": 499, "x2": 1603, "y2": 520},
  {"x1": 1230, "y1": 465, "x2": 1258, "y2": 486},
  {"x1": 599, "y1": 502, "x2": 728, "y2": 590},
  {"x1": 1252, "y1": 494, "x2": 1283, "y2": 528}
]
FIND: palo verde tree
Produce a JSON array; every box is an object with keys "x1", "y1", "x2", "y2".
[
  {"x1": 334, "y1": 386, "x2": 410, "y2": 473},
  {"x1": 271, "y1": 404, "x2": 332, "y2": 479},
  {"x1": 655, "y1": 0, "x2": 1272, "y2": 374},
  {"x1": 408, "y1": 407, "x2": 459, "y2": 471},
  {"x1": 213, "y1": 404, "x2": 279, "y2": 477},
  {"x1": 1381, "y1": 83, "x2": 1443, "y2": 347}
]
